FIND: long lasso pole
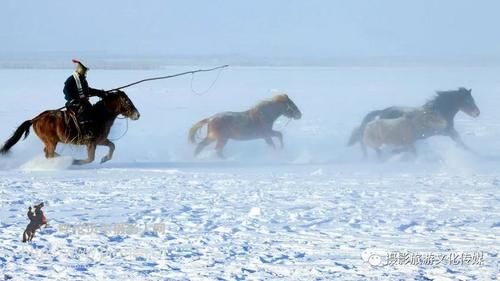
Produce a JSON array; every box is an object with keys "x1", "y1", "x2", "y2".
[{"x1": 107, "y1": 64, "x2": 229, "y2": 92}]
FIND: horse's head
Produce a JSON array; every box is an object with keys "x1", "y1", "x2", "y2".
[
  {"x1": 457, "y1": 88, "x2": 480, "y2": 118},
  {"x1": 274, "y1": 94, "x2": 302, "y2": 119},
  {"x1": 103, "y1": 90, "x2": 140, "y2": 120},
  {"x1": 34, "y1": 202, "x2": 44, "y2": 209}
]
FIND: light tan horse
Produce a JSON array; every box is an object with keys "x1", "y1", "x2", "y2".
[
  {"x1": 362, "y1": 111, "x2": 448, "y2": 158},
  {"x1": 189, "y1": 94, "x2": 302, "y2": 158}
]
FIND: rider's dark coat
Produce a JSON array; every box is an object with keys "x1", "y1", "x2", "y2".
[
  {"x1": 63, "y1": 73, "x2": 105, "y2": 103},
  {"x1": 63, "y1": 73, "x2": 106, "y2": 122}
]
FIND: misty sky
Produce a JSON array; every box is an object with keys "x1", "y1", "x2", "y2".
[{"x1": 1, "y1": 0, "x2": 499, "y2": 60}]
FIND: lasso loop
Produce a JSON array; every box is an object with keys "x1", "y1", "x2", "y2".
[{"x1": 190, "y1": 67, "x2": 224, "y2": 96}]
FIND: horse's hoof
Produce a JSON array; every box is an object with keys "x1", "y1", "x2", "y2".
[{"x1": 100, "y1": 157, "x2": 110, "y2": 164}]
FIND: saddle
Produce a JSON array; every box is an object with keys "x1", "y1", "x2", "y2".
[
  {"x1": 61, "y1": 107, "x2": 97, "y2": 143},
  {"x1": 62, "y1": 108, "x2": 83, "y2": 139},
  {"x1": 60, "y1": 101, "x2": 96, "y2": 142}
]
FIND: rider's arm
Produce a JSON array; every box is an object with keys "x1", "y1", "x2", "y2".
[
  {"x1": 80, "y1": 76, "x2": 106, "y2": 98},
  {"x1": 88, "y1": 87, "x2": 107, "y2": 98},
  {"x1": 27, "y1": 207, "x2": 34, "y2": 220}
]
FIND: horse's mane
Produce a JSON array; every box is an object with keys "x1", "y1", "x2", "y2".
[
  {"x1": 436, "y1": 87, "x2": 468, "y2": 95},
  {"x1": 423, "y1": 87, "x2": 467, "y2": 111},
  {"x1": 248, "y1": 95, "x2": 287, "y2": 114},
  {"x1": 90, "y1": 93, "x2": 119, "y2": 119},
  {"x1": 91, "y1": 99, "x2": 107, "y2": 114},
  {"x1": 93, "y1": 91, "x2": 126, "y2": 108},
  {"x1": 93, "y1": 99, "x2": 105, "y2": 108}
]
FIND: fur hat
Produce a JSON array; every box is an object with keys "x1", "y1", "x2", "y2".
[{"x1": 72, "y1": 59, "x2": 88, "y2": 74}]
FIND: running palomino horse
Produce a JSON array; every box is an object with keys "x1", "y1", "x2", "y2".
[
  {"x1": 362, "y1": 111, "x2": 448, "y2": 158},
  {"x1": 188, "y1": 94, "x2": 302, "y2": 158},
  {"x1": 0, "y1": 90, "x2": 140, "y2": 165},
  {"x1": 348, "y1": 87, "x2": 480, "y2": 157}
]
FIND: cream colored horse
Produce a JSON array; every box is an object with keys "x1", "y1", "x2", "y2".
[{"x1": 362, "y1": 111, "x2": 447, "y2": 158}]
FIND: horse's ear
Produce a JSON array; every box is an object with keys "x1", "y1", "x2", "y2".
[
  {"x1": 468, "y1": 88, "x2": 472, "y2": 93},
  {"x1": 273, "y1": 94, "x2": 286, "y2": 102}
]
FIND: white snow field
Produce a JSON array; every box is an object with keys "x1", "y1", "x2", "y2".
[{"x1": 0, "y1": 66, "x2": 499, "y2": 280}]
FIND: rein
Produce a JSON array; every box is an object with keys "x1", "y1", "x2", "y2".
[
  {"x1": 100, "y1": 97, "x2": 130, "y2": 141},
  {"x1": 276, "y1": 117, "x2": 292, "y2": 130},
  {"x1": 273, "y1": 102, "x2": 294, "y2": 130},
  {"x1": 109, "y1": 116, "x2": 129, "y2": 141}
]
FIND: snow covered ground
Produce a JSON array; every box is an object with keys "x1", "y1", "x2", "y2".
[{"x1": 0, "y1": 66, "x2": 499, "y2": 280}]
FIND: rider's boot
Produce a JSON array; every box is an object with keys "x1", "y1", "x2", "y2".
[{"x1": 79, "y1": 120, "x2": 94, "y2": 139}]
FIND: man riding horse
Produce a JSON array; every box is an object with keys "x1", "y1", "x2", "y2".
[
  {"x1": 22, "y1": 202, "x2": 48, "y2": 242},
  {"x1": 63, "y1": 59, "x2": 107, "y2": 138},
  {"x1": 0, "y1": 60, "x2": 140, "y2": 165}
]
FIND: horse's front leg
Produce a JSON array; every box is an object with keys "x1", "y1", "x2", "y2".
[
  {"x1": 264, "y1": 137, "x2": 276, "y2": 150},
  {"x1": 408, "y1": 144, "x2": 417, "y2": 156},
  {"x1": 72, "y1": 143, "x2": 96, "y2": 165},
  {"x1": 215, "y1": 138, "x2": 228, "y2": 158},
  {"x1": 99, "y1": 139, "x2": 115, "y2": 164},
  {"x1": 448, "y1": 129, "x2": 471, "y2": 151},
  {"x1": 270, "y1": 130, "x2": 283, "y2": 149},
  {"x1": 361, "y1": 141, "x2": 368, "y2": 159}
]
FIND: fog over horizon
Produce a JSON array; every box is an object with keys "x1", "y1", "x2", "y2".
[{"x1": 1, "y1": 1, "x2": 500, "y2": 66}]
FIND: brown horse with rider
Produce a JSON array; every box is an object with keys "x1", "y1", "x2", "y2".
[{"x1": 0, "y1": 90, "x2": 140, "y2": 165}]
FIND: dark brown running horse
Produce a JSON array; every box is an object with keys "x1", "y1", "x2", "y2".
[
  {"x1": 189, "y1": 94, "x2": 302, "y2": 158},
  {"x1": 348, "y1": 87, "x2": 480, "y2": 155},
  {"x1": 0, "y1": 90, "x2": 140, "y2": 165}
]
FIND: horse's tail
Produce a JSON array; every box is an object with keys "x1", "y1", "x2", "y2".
[
  {"x1": 188, "y1": 118, "x2": 209, "y2": 144},
  {"x1": 347, "y1": 126, "x2": 363, "y2": 146},
  {"x1": 0, "y1": 120, "x2": 32, "y2": 154},
  {"x1": 347, "y1": 110, "x2": 383, "y2": 146}
]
